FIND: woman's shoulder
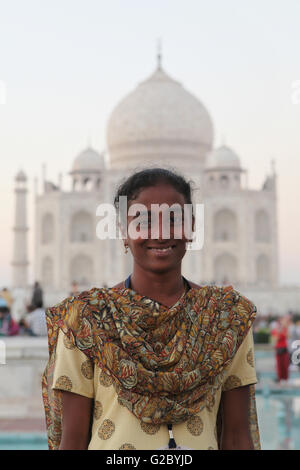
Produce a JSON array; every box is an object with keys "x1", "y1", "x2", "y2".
[
  {"x1": 46, "y1": 287, "x2": 116, "y2": 328},
  {"x1": 188, "y1": 280, "x2": 234, "y2": 296},
  {"x1": 188, "y1": 280, "x2": 231, "y2": 290},
  {"x1": 190, "y1": 282, "x2": 257, "y2": 311},
  {"x1": 47, "y1": 287, "x2": 107, "y2": 312}
]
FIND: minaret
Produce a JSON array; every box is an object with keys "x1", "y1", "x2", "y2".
[{"x1": 12, "y1": 170, "x2": 29, "y2": 287}]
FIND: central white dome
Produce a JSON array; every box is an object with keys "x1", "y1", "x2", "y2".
[{"x1": 106, "y1": 66, "x2": 214, "y2": 170}]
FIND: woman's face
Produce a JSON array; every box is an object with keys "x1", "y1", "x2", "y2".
[{"x1": 124, "y1": 183, "x2": 192, "y2": 274}]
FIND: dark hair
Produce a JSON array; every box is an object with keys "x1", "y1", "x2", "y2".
[
  {"x1": 27, "y1": 304, "x2": 36, "y2": 312},
  {"x1": 114, "y1": 168, "x2": 193, "y2": 210}
]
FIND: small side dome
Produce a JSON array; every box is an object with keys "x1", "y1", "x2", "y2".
[
  {"x1": 205, "y1": 145, "x2": 241, "y2": 170},
  {"x1": 71, "y1": 147, "x2": 105, "y2": 173},
  {"x1": 15, "y1": 170, "x2": 27, "y2": 181}
]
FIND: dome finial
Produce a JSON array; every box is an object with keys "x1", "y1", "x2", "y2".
[{"x1": 157, "y1": 37, "x2": 162, "y2": 70}]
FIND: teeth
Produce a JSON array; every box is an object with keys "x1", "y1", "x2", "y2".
[{"x1": 150, "y1": 247, "x2": 172, "y2": 251}]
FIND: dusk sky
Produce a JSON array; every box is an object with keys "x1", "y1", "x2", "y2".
[{"x1": 0, "y1": 0, "x2": 299, "y2": 286}]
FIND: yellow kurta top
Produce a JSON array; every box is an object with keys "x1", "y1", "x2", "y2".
[{"x1": 52, "y1": 326, "x2": 257, "y2": 450}]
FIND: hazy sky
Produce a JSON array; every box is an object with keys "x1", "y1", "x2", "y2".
[{"x1": 0, "y1": 0, "x2": 299, "y2": 286}]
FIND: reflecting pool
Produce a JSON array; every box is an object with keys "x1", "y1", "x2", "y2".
[{"x1": 257, "y1": 392, "x2": 300, "y2": 450}]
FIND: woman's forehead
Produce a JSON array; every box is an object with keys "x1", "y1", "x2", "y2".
[
  {"x1": 130, "y1": 184, "x2": 186, "y2": 206},
  {"x1": 128, "y1": 204, "x2": 184, "y2": 219}
]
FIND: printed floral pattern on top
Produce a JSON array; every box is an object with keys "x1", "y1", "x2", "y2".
[{"x1": 42, "y1": 284, "x2": 261, "y2": 450}]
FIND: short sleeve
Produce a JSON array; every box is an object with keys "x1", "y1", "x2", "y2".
[
  {"x1": 51, "y1": 328, "x2": 94, "y2": 398},
  {"x1": 222, "y1": 327, "x2": 258, "y2": 392}
]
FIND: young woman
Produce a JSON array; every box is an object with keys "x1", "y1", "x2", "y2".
[{"x1": 42, "y1": 168, "x2": 260, "y2": 450}]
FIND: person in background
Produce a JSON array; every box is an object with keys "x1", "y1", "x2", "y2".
[
  {"x1": 70, "y1": 281, "x2": 80, "y2": 297},
  {"x1": 18, "y1": 304, "x2": 35, "y2": 335},
  {"x1": 272, "y1": 317, "x2": 290, "y2": 385},
  {"x1": 20, "y1": 301, "x2": 47, "y2": 337},
  {"x1": 1, "y1": 287, "x2": 14, "y2": 308},
  {"x1": 31, "y1": 281, "x2": 44, "y2": 309},
  {"x1": 0, "y1": 298, "x2": 19, "y2": 336},
  {"x1": 270, "y1": 318, "x2": 278, "y2": 335}
]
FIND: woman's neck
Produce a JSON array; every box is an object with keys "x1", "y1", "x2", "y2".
[{"x1": 130, "y1": 266, "x2": 185, "y2": 305}]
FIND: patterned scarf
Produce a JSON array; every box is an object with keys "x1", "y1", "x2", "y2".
[{"x1": 42, "y1": 284, "x2": 261, "y2": 450}]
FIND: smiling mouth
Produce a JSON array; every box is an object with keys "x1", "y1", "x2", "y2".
[{"x1": 147, "y1": 245, "x2": 176, "y2": 252}]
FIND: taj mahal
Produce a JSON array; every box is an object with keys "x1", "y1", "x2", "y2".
[{"x1": 11, "y1": 55, "x2": 300, "y2": 316}]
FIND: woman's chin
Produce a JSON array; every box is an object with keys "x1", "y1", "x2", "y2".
[{"x1": 145, "y1": 258, "x2": 180, "y2": 274}]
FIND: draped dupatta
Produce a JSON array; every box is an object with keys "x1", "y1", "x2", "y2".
[{"x1": 42, "y1": 284, "x2": 261, "y2": 450}]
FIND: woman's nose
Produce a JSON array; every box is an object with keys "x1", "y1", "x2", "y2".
[{"x1": 150, "y1": 214, "x2": 171, "y2": 240}]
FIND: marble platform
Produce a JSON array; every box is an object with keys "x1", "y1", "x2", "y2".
[{"x1": 0, "y1": 337, "x2": 48, "y2": 423}]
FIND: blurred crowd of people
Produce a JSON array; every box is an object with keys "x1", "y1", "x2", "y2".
[
  {"x1": 0, "y1": 280, "x2": 85, "y2": 338},
  {"x1": 0, "y1": 281, "x2": 47, "y2": 337}
]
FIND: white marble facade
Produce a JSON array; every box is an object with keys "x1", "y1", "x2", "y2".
[{"x1": 12, "y1": 59, "x2": 300, "y2": 315}]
